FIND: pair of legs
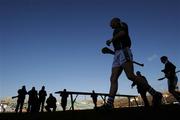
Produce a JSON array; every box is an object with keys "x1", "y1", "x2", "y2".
[
  {"x1": 27, "y1": 101, "x2": 39, "y2": 112},
  {"x1": 168, "y1": 77, "x2": 180, "y2": 102},
  {"x1": 39, "y1": 99, "x2": 45, "y2": 112},
  {"x1": 139, "y1": 91, "x2": 150, "y2": 107},
  {"x1": 15, "y1": 100, "x2": 24, "y2": 113},
  {"x1": 108, "y1": 61, "x2": 162, "y2": 107},
  {"x1": 109, "y1": 61, "x2": 150, "y2": 97},
  {"x1": 45, "y1": 105, "x2": 56, "y2": 112},
  {"x1": 92, "y1": 99, "x2": 97, "y2": 108},
  {"x1": 61, "y1": 101, "x2": 67, "y2": 111}
]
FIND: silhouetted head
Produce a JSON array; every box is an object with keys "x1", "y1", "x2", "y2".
[
  {"x1": 32, "y1": 87, "x2": 35, "y2": 91},
  {"x1": 92, "y1": 90, "x2": 95, "y2": 93},
  {"x1": 111, "y1": 17, "x2": 121, "y2": 23},
  {"x1": 160, "y1": 56, "x2": 168, "y2": 64},
  {"x1": 136, "y1": 71, "x2": 141, "y2": 76},
  {"x1": 50, "y1": 93, "x2": 53, "y2": 97},
  {"x1": 110, "y1": 17, "x2": 121, "y2": 29},
  {"x1": 42, "y1": 86, "x2": 45, "y2": 90},
  {"x1": 22, "y1": 85, "x2": 26, "y2": 90},
  {"x1": 63, "y1": 89, "x2": 66, "y2": 92}
]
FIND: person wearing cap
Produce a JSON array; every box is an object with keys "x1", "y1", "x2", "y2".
[
  {"x1": 100, "y1": 17, "x2": 162, "y2": 109},
  {"x1": 160, "y1": 56, "x2": 180, "y2": 102}
]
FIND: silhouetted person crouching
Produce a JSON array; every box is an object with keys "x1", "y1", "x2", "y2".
[{"x1": 45, "y1": 93, "x2": 57, "y2": 112}]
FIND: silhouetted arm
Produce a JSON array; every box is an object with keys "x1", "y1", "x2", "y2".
[{"x1": 106, "y1": 31, "x2": 126, "y2": 46}]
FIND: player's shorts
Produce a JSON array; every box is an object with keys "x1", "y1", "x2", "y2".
[
  {"x1": 112, "y1": 48, "x2": 133, "y2": 68},
  {"x1": 168, "y1": 75, "x2": 178, "y2": 90}
]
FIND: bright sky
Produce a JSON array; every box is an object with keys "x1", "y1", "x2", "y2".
[{"x1": 0, "y1": 0, "x2": 180, "y2": 99}]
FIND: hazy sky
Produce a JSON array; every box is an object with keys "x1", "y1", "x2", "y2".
[{"x1": 0, "y1": 0, "x2": 180, "y2": 99}]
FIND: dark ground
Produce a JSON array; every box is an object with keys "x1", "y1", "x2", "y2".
[{"x1": 0, "y1": 104, "x2": 180, "y2": 120}]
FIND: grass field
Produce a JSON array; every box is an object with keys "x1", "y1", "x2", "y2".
[{"x1": 0, "y1": 104, "x2": 179, "y2": 120}]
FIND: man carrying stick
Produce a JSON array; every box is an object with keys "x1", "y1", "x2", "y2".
[
  {"x1": 159, "y1": 56, "x2": 180, "y2": 103},
  {"x1": 100, "y1": 17, "x2": 162, "y2": 109}
]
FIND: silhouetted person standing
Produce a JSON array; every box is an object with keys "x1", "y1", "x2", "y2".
[
  {"x1": 60, "y1": 89, "x2": 69, "y2": 111},
  {"x1": 100, "y1": 17, "x2": 162, "y2": 109},
  {"x1": 45, "y1": 93, "x2": 57, "y2": 112},
  {"x1": 38, "y1": 86, "x2": 47, "y2": 112},
  {"x1": 15, "y1": 85, "x2": 27, "y2": 113},
  {"x1": 160, "y1": 56, "x2": 180, "y2": 102},
  {"x1": 91, "y1": 90, "x2": 98, "y2": 109},
  {"x1": 131, "y1": 71, "x2": 150, "y2": 107},
  {"x1": 27, "y1": 87, "x2": 39, "y2": 113}
]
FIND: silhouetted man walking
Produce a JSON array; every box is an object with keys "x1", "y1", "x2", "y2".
[
  {"x1": 100, "y1": 17, "x2": 162, "y2": 110},
  {"x1": 160, "y1": 56, "x2": 180, "y2": 102}
]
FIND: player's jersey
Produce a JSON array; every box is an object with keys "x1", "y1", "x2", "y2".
[{"x1": 112, "y1": 22, "x2": 131, "y2": 50}]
